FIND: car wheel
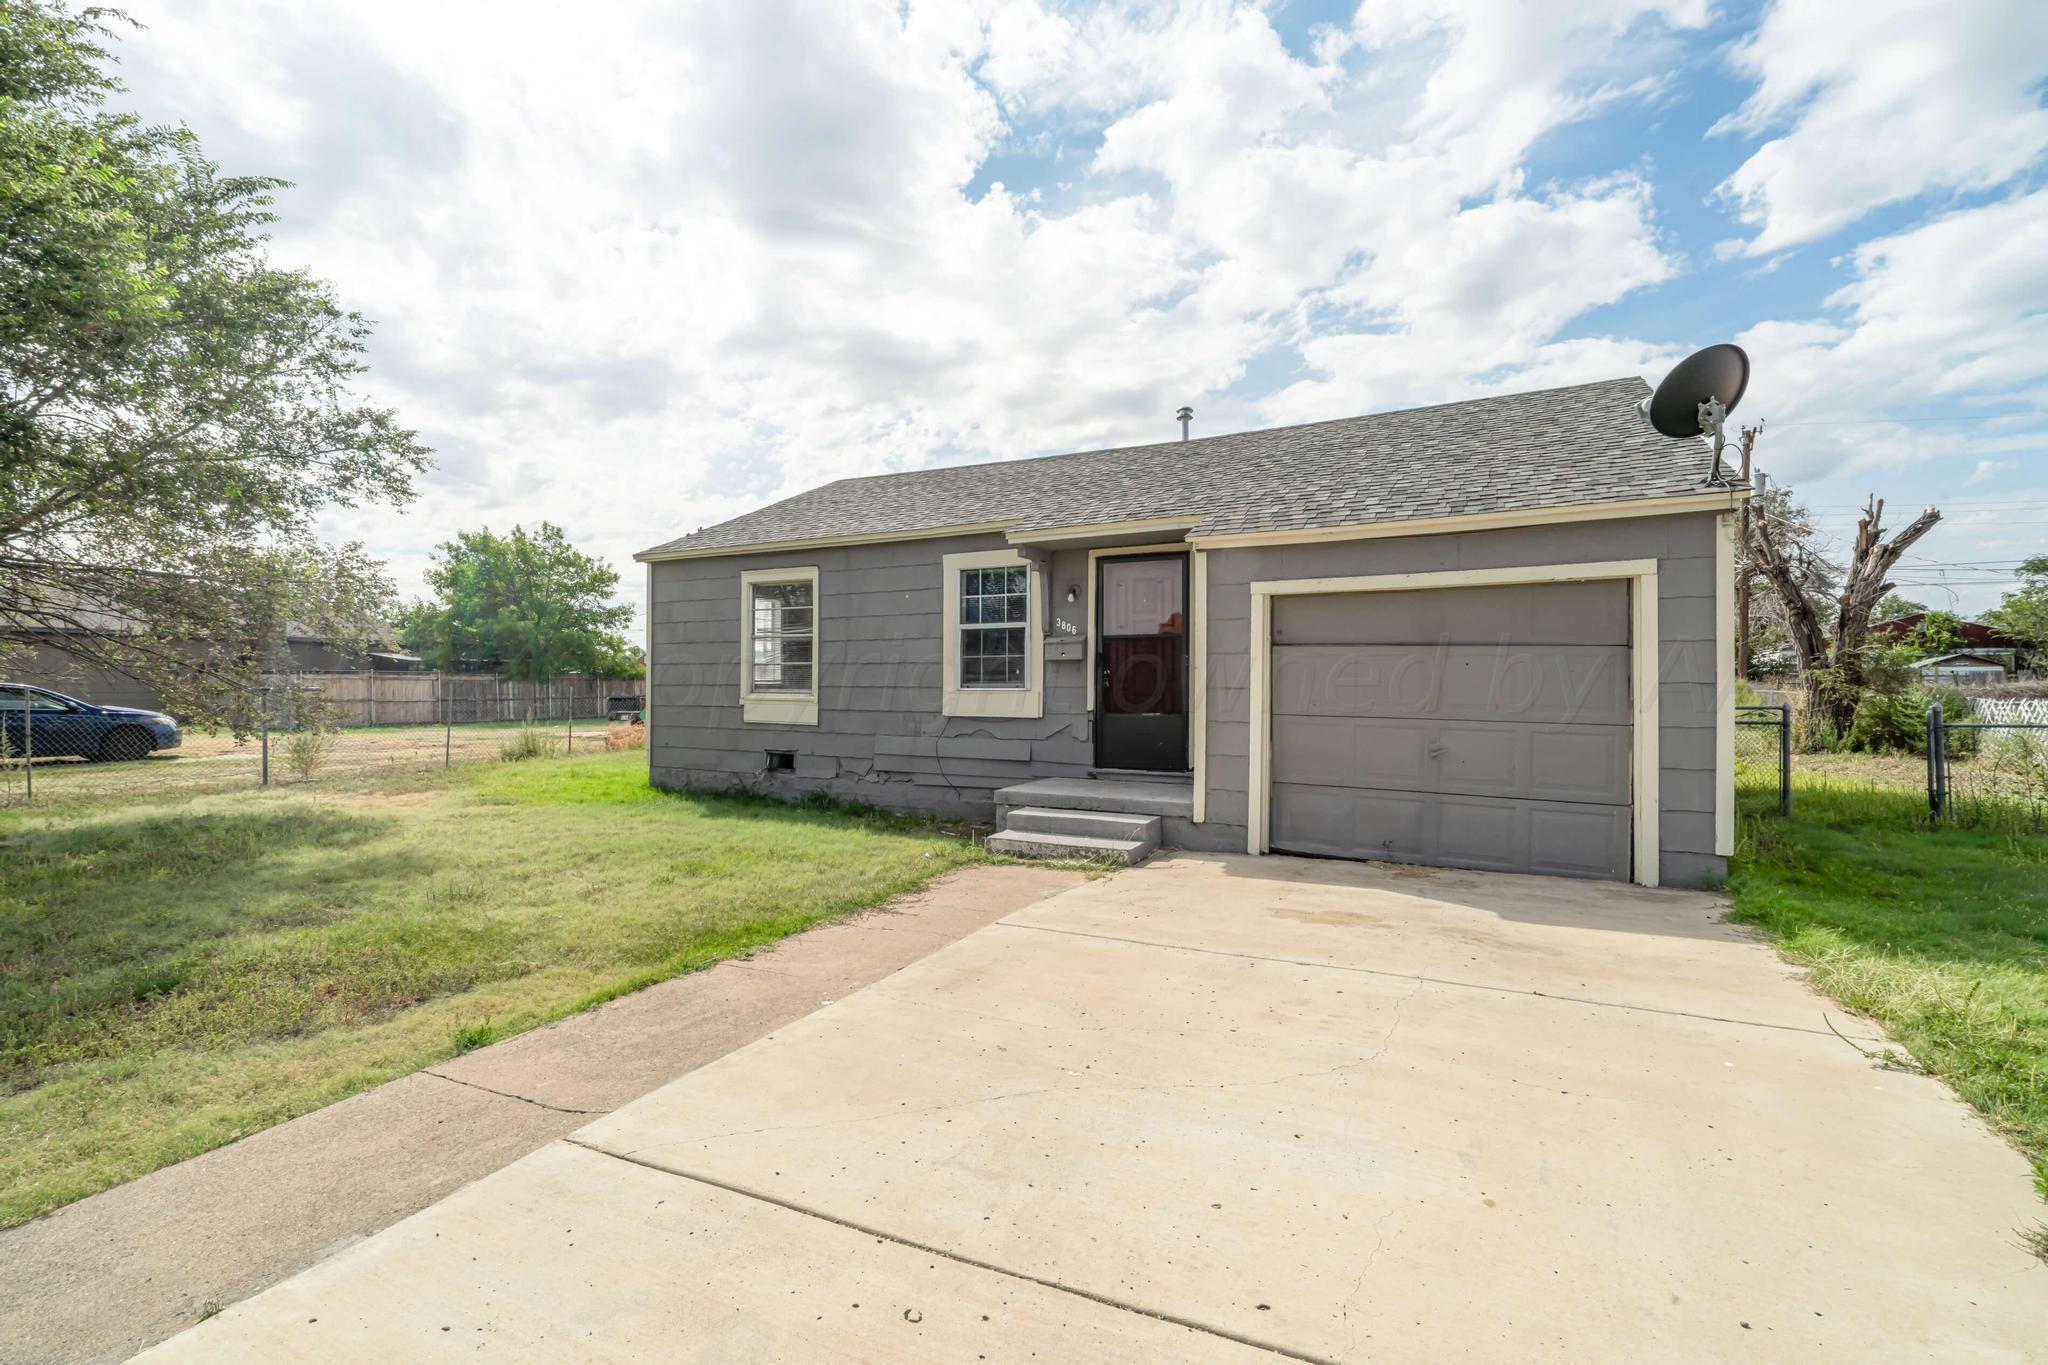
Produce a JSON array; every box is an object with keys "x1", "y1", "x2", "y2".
[{"x1": 97, "y1": 726, "x2": 155, "y2": 763}]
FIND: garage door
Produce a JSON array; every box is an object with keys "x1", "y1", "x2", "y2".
[{"x1": 1268, "y1": 579, "x2": 1632, "y2": 880}]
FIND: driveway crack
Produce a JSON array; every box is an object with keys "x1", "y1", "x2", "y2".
[
  {"x1": 1002, "y1": 922, "x2": 1837, "y2": 1037},
  {"x1": 424, "y1": 1069, "x2": 607, "y2": 1116},
  {"x1": 564, "y1": 1137, "x2": 1340, "y2": 1365}
]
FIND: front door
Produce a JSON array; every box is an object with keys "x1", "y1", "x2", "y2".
[{"x1": 1095, "y1": 553, "x2": 1189, "y2": 771}]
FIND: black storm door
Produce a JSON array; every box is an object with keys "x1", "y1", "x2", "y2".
[{"x1": 1095, "y1": 553, "x2": 1189, "y2": 771}]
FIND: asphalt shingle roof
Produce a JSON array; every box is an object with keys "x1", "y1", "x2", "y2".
[{"x1": 639, "y1": 377, "x2": 1727, "y2": 559}]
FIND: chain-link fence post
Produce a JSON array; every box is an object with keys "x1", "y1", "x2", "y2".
[
  {"x1": 567, "y1": 709, "x2": 573, "y2": 755},
  {"x1": 1776, "y1": 702, "x2": 1790, "y2": 816},
  {"x1": 443, "y1": 684, "x2": 452, "y2": 769},
  {"x1": 260, "y1": 686, "x2": 271, "y2": 787},
  {"x1": 1925, "y1": 701, "x2": 1948, "y2": 820},
  {"x1": 20, "y1": 682, "x2": 32, "y2": 805}
]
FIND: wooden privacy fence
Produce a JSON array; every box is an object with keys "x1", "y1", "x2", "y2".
[{"x1": 282, "y1": 672, "x2": 644, "y2": 728}]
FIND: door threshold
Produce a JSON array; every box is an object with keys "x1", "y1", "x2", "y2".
[{"x1": 1089, "y1": 767, "x2": 1193, "y2": 780}]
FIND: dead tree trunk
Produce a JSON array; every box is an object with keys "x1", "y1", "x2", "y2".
[
  {"x1": 1751, "y1": 493, "x2": 1939, "y2": 736},
  {"x1": 1825, "y1": 496, "x2": 1941, "y2": 726},
  {"x1": 1748, "y1": 506, "x2": 1830, "y2": 676}
]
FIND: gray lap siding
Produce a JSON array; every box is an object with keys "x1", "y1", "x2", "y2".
[
  {"x1": 648, "y1": 533, "x2": 1093, "y2": 818},
  {"x1": 648, "y1": 510, "x2": 1727, "y2": 883},
  {"x1": 1199, "y1": 511, "x2": 1725, "y2": 885}
]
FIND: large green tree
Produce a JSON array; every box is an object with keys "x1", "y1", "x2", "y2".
[
  {"x1": 0, "y1": 3, "x2": 428, "y2": 722},
  {"x1": 397, "y1": 524, "x2": 638, "y2": 681},
  {"x1": 1985, "y1": 555, "x2": 2048, "y2": 656}
]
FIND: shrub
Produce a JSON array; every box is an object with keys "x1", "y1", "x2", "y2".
[
  {"x1": 281, "y1": 724, "x2": 337, "y2": 780},
  {"x1": 1847, "y1": 689, "x2": 1927, "y2": 754},
  {"x1": 603, "y1": 722, "x2": 647, "y2": 751},
  {"x1": 500, "y1": 727, "x2": 561, "y2": 762}
]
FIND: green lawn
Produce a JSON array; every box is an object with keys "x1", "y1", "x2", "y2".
[
  {"x1": 1729, "y1": 776, "x2": 2048, "y2": 1250},
  {"x1": 0, "y1": 752, "x2": 986, "y2": 1227}
]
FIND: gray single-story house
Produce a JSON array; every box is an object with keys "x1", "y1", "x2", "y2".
[{"x1": 637, "y1": 378, "x2": 1747, "y2": 887}]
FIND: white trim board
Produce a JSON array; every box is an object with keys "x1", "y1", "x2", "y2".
[
  {"x1": 1715, "y1": 512, "x2": 1736, "y2": 857},
  {"x1": 1245, "y1": 559, "x2": 1664, "y2": 888},
  {"x1": 1189, "y1": 491, "x2": 1741, "y2": 550},
  {"x1": 638, "y1": 491, "x2": 1745, "y2": 564},
  {"x1": 640, "y1": 520, "x2": 1019, "y2": 563},
  {"x1": 941, "y1": 547, "x2": 1045, "y2": 719},
  {"x1": 1007, "y1": 515, "x2": 1200, "y2": 546},
  {"x1": 1191, "y1": 548, "x2": 1208, "y2": 823}
]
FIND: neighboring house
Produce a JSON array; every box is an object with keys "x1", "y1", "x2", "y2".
[
  {"x1": 1913, "y1": 652, "x2": 2010, "y2": 686},
  {"x1": 1871, "y1": 613, "x2": 2024, "y2": 675},
  {"x1": 637, "y1": 378, "x2": 1747, "y2": 887},
  {"x1": 6, "y1": 622, "x2": 418, "y2": 714}
]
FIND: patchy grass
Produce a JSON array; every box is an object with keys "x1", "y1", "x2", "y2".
[
  {"x1": 0, "y1": 753, "x2": 985, "y2": 1227},
  {"x1": 1729, "y1": 778, "x2": 2048, "y2": 1239}
]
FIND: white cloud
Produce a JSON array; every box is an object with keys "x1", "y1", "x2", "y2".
[
  {"x1": 1735, "y1": 189, "x2": 2048, "y2": 481},
  {"x1": 1715, "y1": 0, "x2": 2048, "y2": 255},
  {"x1": 103, "y1": 0, "x2": 2044, "y2": 626},
  {"x1": 103, "y1": 0, "x2": 1718, "y2": 632}
]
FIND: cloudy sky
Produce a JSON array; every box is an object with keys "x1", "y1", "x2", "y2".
[{"x1": 108, "y1": 0, "x2": 2048, "y2": 630}]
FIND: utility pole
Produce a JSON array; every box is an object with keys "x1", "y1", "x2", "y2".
[{"x1": 1735, "y1": 422, "x2": 1761, "y2": 681}]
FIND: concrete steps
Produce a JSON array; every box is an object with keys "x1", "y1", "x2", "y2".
[
  {"x1": 985, "y1": 811, "x2": 1160, "y2": 865},
  {"x1": 993, "y1": 776, "x2": 1193, "y2": 821},
  {"x1": 985, "y1": 784, "x2": 1178, "y2": 865}
]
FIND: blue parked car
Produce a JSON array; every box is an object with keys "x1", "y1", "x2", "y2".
[{"x1": 0, "y1": 685, "x2": 183, "y2": 762}]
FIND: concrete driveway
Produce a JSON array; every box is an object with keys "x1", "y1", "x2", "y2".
[{"x1": 142, "y1": 854, "x2": 2045, "y2": 1363}]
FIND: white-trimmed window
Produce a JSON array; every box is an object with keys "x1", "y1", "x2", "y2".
[
  {"x1": 740, "y1": 566, "x2": 819, "y2": 725},
  {"x1": 942, "y1": 549, "x2": 1043, "y2": 718}
]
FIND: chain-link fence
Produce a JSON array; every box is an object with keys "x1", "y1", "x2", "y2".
[
  {"x1": 0, "y1": 680, "x2": 647, "y2": 808},
  {"x1": 1928, "y1": 699, "x2": 2048, "y2": 833},
  {"x1": 1735, "y1": 703, "x2": 1791, "y2": 817}
]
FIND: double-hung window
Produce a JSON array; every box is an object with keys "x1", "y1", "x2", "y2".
[
  {"x1": 739, "y1": 567, "x2": 819, "y2": 725},
  {"x1": 958, "y1": 564, "x2": 1029, "y2": 689},
  {"x1": 941, "y1": 549, "x2": 1043, "y2": 718}
]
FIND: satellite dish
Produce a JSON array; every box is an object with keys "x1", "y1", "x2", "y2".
[
  {"x1": 1637, "y1": 343, "x2": 1750, "y2": 486},
  {"x1": 1640, "y1": 343, "x2": 1749, "y2": 437}
]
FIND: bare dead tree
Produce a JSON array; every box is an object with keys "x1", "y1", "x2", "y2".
[{"x1": 1750, "y1": 488, "x2": 1940, "y2": 734}]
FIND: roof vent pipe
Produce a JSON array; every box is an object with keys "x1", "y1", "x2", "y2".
[{"x1": 1176, "y1": 405, "x2": 1193, "y2": 441}]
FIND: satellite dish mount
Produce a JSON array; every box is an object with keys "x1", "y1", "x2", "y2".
[{"x1": 1637, "y1": 343, "x2": 1750, "y2": 489}]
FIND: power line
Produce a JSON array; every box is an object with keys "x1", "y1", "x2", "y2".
[{"x1": 1763, "y1": 413, "x2": 2046, "y2": 427}]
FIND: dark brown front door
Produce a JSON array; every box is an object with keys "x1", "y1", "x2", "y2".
[{"x1": 1095, "y1": 553, "x2": 1188, "y2": 772}]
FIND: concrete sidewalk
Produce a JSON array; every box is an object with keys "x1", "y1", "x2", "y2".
[
  {"x1": 0, "y1": 864, "x2": 1083, "y2": 1365},
  {"x1": 135, "y1": 853, "x2": 2048, "y2": 1362}
]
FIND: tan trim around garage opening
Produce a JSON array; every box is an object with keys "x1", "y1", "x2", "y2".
[
  {"x1": 1715, "y1": 512, "x2": 1737, "y2": 858},
  {"x1": 1246, "y1": 559, "x2": 1663, "y2": 888}
]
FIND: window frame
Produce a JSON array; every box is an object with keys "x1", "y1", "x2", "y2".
[
  {"x1": 941, "y1": 548, "x2": 1044, "y2": 719},
  {"x1": 739, "y1": 566, "x2": 820, "y2": 726}
]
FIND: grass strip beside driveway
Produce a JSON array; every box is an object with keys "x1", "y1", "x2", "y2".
[
  {"x1": 0, "y1": 753, "x2": 985, "y2": 1227},
  {"x1": 1729, "y1": 779, "x2": 2048, "y2": 1251}
]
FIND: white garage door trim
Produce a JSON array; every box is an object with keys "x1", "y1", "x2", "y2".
[{"x1": 1247, "y1": 559, "x2": 1662, "y2": 888}]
